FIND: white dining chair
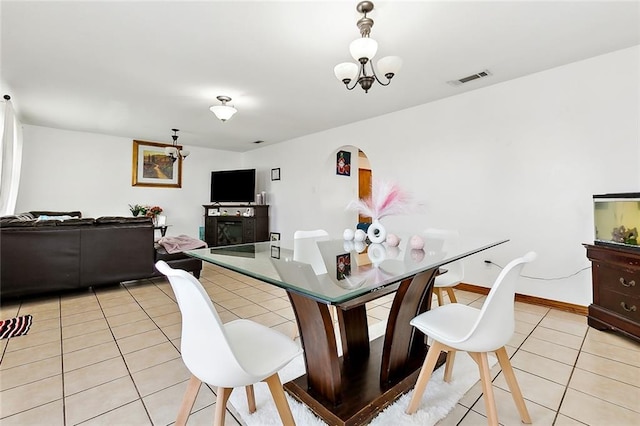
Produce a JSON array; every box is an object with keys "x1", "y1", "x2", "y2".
[
  {"x1": 293, "y1": 229, "x2": 330, "y2": 274},
  {"x1": 424, "y1": 228, "x2": 465, "y2": 305},
  {"x1": 405, "y1": 252, "x2": 537, "y2": 426},
  {"x1": 293, "y1": 229, "x2": 336, "y2": 326},
  {"x1": 155, "y1": 261, "x2": 302, "y2": 426}
]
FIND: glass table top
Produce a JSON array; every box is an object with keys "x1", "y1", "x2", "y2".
[{"x1": 186, "y1": 234, "x2": 508, "y2": 304}]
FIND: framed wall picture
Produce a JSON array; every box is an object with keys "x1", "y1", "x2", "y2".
[
  {"x1": 270, "y1": 245, "x2": 281, "y2": 259},
  {"x1": 132, "y1": 140, "x2": 182, "y2": 188},
  {"x1": 336, "y1": 150, "x2": 351, "y2": 176},
  {"x1": 271, "y1": 168, "x2": 281, "y2": 181},
  {"x1": 270, "y1": 232, "x2": 281, "y2": 241}
]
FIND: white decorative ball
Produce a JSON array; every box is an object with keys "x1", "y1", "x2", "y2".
[
  {"x1": 409, "y1": 235, "x2": 425, "y2": 250},
  {"x1": 343, "y1": 228, "x2": 355, "y2": 241},
  {"x1": 386, "y1": 233, "x2": 400, "y2": 247},
  {"x1": 385, "y1": 246, "x2": 400, "y2": 259},
  {"x1": 354, "y1": 241, "x2": 366, "y2": 253},
  {"x1": 354, "y1": 229, "x2": 367, "y2": 242}
]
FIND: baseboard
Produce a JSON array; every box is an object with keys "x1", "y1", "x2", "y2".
[{"x1": 455, "y1": 283, "x2": 589, "y2": 316}]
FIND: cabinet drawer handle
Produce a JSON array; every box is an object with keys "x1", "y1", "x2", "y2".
[
  {"x1": 619, "y1": 278, "x2": 636, "y2": 287},
  {"x1": 620, "y1": 302, "x2": 637, "y2": 312}
]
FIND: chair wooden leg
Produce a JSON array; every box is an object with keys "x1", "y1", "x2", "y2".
[
  {"x1": 495, "y1": 346, "x2": 532, "y2": 424},
  {"x1": 435, "y1": 289, "x2": 444, "y2": 306},
  {"x1": 445, "y1": 287, "x2": 457, "y2": 303},
  {"x1": 175, "y1": 375, "x2": 201, "y2": 426},
  {"x1": 406, "y1": 340, "x2": 445, "y2": 414},
  {"x1": 264, "y1": 373, "x2": 296, "y2": 426},
  {"x1": 444, "y1": 349, "x2": 456, "y2": 383},
  {"x1": 469, "y1": 352, "x2": 498, "y2": 426},
  {"x1": 214, "y1": 387, "x2": 233, "y2": 426},
  {"x1": 245, "y1": 384, "x2": 256, "y2": 413}
]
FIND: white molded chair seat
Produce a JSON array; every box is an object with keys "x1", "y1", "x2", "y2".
[
  {"x1": 155, "y1": 260, "x2": 302, "y2": 426},
  {"x1": 406, "y1": 251, "x2": 537, "y2": 426},
  {"x1": 293, "y1": 229, "x2": 335, "y2": 327},
  {"x1": 293, "y1": 229, "x2": 330, "y2": 275},
  {"x1": 425, "y1": 228, "x2": 464, "y2": 305}
]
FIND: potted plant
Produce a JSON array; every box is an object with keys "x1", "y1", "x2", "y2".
[{"x1": 128, "y1": 204, "x2": 148, "y2": 217}]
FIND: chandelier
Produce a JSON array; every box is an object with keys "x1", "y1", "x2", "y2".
[
  {"x1": 209, "y1": 95, "x2": 237, "y2": 122},
  {"x1": 334, "y1": 1, "x2": 402, "y2": 93},
  {"x1": 164, "y1": 129, "x2": 189, "y2": 161}
]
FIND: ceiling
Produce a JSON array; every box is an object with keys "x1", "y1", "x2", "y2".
[{"x1": 2, "y1": 1, "x2": 639, "y2": 152}]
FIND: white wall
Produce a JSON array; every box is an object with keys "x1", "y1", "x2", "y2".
[
  {"x1": 15, "y1": 47, "x2": 639, "y2": 305},
  {"x1": 245, "y1": 46, "x2": 640, "y2": 306},
  {"x1": 16, "y1": 126, "x2": 244, "y2": 237}
]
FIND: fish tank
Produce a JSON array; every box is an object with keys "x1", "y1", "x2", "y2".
[{"x1": 593, "y1": 193, "x2": 640, "y2": 250}]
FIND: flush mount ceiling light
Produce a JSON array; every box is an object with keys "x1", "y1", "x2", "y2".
[
  {"x1": 164, "y1": 128, "x2": 189, "y2": 161},
  {"x1": 209, "y1": 95, "x2": 237, "y2": 122},
  {"x1": 334, "y1": 1, "x2": 402, "y2": 93}
]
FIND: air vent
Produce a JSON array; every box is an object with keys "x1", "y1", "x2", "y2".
[{"x1": 447, "y1": 70, "x2": 492, "y2": 87}]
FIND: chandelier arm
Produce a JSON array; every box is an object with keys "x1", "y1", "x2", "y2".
[
  {"x1": 369, "y1": 63, "x2": 393, "y2": 86},
  {"x1": 344, "y1": 61, "x2": 369, "y2": 90}
]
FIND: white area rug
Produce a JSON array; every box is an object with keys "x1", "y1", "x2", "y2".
[{"x1": 229, "y1": 322, "x2": 495, "y2": 425}]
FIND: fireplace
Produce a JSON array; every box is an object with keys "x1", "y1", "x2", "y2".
[{"x1": 216, "y1": 220, "x2": 243, "y2": 246}]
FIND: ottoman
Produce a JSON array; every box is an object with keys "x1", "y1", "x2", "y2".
[{"x1": 153, "y1": 243, "x2": 202, "y2": 278}]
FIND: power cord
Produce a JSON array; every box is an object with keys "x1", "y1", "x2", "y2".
[{"x1": 483, "y1": 260, "x2": 591, "y2": 281}]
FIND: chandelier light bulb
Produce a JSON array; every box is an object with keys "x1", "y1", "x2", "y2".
[
  {"x1": 334, "y1": 62, "x2": 360, "y2": 83},
  {"x1": 377, "y1": 56, "x2": 403, "y2": 78},
  {"x1": 349, "y1": 37, "x2": 378, "y2": 62}
]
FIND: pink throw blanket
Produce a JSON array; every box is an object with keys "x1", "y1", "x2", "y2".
[{"x1": 158, "y1": 235, "x2": 207, "y2": 254}]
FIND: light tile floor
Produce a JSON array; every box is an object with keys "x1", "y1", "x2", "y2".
[{"x1": 1, "y1": 263, "x2": 639, "y2": 425}]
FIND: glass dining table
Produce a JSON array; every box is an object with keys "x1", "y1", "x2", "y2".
[{"x1": 186, "y1": 233, "x2": 508, "y2": 426}]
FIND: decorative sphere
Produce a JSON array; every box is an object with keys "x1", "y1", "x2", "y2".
[
  {"x1": 343, "y1": 228, "x2": 355, "y2": 241},
  {"x1": 385, "y1": 246, "x2": 400, "y2": 259},
  {"x1": 410, "y1": 249, "x2": 425, "y2": 262},
  {"x1": 386, "y1": 233, "x2": 400, "y2": 247},
  {"x1": 354, "y1": 241, "x2": 366, "y2": 253},
  {"x1": 409, "y1": 235, "x2": 425, "y2": 250},
  {"x1": 354, "y1": 229, "x2": 367, "y2": 242}
]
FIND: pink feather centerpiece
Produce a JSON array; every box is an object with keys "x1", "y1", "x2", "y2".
[{"x1": 347, "y1": 179, "x2": 414, "y2": 244}]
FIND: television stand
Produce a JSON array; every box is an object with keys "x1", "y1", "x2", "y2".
[{"x1": 203, "y1": 204, "x2": 269, "y2": 247}]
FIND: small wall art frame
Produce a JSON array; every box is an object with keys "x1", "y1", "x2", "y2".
[
  {"x1": 336, "y1": 150, "x2": 351, "y2": 176},
  {"x1": 270, "y1": 232, "x2": 281, "y2": 241},
  {"x1": 132, "y1": 140, "x2": 182, "y2": 188},
  {"x1": 271, "y1": 168, "x2": 281, "y2": 181}
]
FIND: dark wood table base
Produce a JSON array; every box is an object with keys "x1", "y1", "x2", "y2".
[
  {"x1": 285, "y1": 268, "x2": 445, "y2": 426},
  {"x1": 284, "y1": 338, "x2": 447, "y2": 426}
]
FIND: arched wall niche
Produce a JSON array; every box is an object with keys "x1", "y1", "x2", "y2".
[{"x1": 316, "y1": 145, "x2": 372, "y2": 236}]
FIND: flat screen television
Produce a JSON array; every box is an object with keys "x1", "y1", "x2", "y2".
[{"x1": 210, "y1": 169, "x2": 256, "y2": 203}]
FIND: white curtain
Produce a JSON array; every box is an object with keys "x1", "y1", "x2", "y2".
[{"x1": 0, "y1": 97, "x2": 23, "y2": 216}]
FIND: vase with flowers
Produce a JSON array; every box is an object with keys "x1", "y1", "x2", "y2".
[
  {"x1": 346, "y1": 179, "x2": 414, "y2": 244},
  {"x1": 146, "y1": 206, "x2": 163, "y2": 225}
]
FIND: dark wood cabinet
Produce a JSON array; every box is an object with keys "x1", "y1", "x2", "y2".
[
  {"x1": 584, "y1": 243, "x2": 640, "y2": 342},
  {"x1": 203, "y1": 205, "x2": 269, "y2": 247}
]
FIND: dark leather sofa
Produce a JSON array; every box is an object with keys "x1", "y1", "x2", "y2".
[{"x1": 0, "y1": 211, "x2": 202, "y2": 299}]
